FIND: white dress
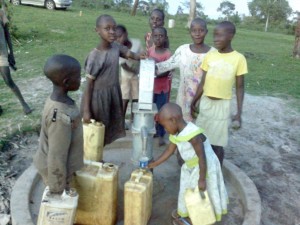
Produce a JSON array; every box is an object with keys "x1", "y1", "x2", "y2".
[
  {"x1": 169, "y1": 122, "x2": 228, "y2": 221},
  {"x1": 156, "y1": 44, "x2": 215, "y2": 122}
]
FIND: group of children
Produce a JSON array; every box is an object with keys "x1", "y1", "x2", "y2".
[{"x1": 29, "y1": 7, "x2": 247, "y2": 225}]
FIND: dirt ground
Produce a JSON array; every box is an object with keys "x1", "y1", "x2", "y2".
[{"x1": 0, "y1": 76, "x2": 300, "y2": 225}]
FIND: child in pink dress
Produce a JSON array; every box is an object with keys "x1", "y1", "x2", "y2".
[{"x1": 149, "y1": 27, "x2": 172, "y2": 146}]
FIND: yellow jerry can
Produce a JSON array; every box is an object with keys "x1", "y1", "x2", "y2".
[
  {"x1": 124, "y1": 169, "x2": 153, "y2": 225},
  {"x1": 83, "y1": 119, "x2": 105, "y2": 162},
  {"x1": 72, "y1": 161, "x2": 118, "y2": 225},
  {"x1": 184, "y1": 188, "x2": 216, "y2": 225}
]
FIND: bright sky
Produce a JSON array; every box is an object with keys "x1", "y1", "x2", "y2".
[{"x1": 167, "y1": 0, "x2": 300, "y2": 18}]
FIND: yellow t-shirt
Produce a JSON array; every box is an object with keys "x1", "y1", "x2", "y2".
[{"x1": 201, "y1": 50, "x2": 248, "y2": 99}]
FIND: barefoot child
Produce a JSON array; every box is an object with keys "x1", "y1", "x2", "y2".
[
  {"x1": 156, "y1": 18, "x2": 215, "y2": 122},
  {"x1": 115, "y1": 25, "x2": 142, "y2": 129},
  {"x1": 148, "y1": 103, "x2": 228, "y2": 225},
  {"x1": 81, "y1": 15, "x2": 145, "y2": 146},
  {"x1": 33, "y1": 55, "x2": 83, "y2": 194},
  {"x1": 191, "y1": 21, "x2": 248, "y2": 165},
  {"x1": 0, "y1": 8, "x2": 31, "y2": 115},
  {"x1": 149, "y1": 27, "x2": 172, "y2": 146}
]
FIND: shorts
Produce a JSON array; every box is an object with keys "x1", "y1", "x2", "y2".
[
  {"x1": 120, "y1": 74, "x2": 139, "y2": 100},
  {"x1": 195, "y1": 95, "x2": 231, "y2": 147},
  {"x1": 0, "y1": 55, "x2": 8, "y2": 67}
]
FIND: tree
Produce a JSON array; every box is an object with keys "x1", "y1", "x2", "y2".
[
  {"x1": 293, "y1": 15, "x2": 300, "y2": 58},
  {"x1": 131, "y1": 0, "x2": 139, "y2": 15},
  {"x1": 187, "y1": 0, "x2": 196, "y2": 28},
  {"x1": 217, "y1": 1, "x2": 235, "y2": 20},
  {"x1": 176, "y1": 5, "x2": 183, "y2": 15},
  {"x1": 248, "y1": 0, "x2": 292, "y2": 32}
]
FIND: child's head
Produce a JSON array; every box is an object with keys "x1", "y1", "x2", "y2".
[
  {"x1": 190, "y1": 18, "x2": 208, "y2": 45},
  {"x1": 213, "y1": 21, "x2": 236, "y2": 50},
  {"x1": 152, "y1": 27, "x2": 167, "y2": 48},
  {"x1": 158, "y1": 103, "x2": 184, "y2": 135},
  {"x1": 115, "y1": 25, "x2": 128, "y2": 45},
  {"x1": 44, "y1": 54, "x2": 81, "y2": 91},
  {"x1": 95, "y1": 14, "x2": 117, "y2": 43},
  {"x1": 149, "y1": 8, "x2": 165, "y2": 30}
]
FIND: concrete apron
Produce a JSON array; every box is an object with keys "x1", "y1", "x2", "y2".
[{"x1": 10, "y1": 137, "x2": 261, "y2": 225}]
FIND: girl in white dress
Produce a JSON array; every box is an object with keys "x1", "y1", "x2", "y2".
[
  {"x1": 156, "y1": 18, "x2": 215, "y2": 122},
  {"x1": 148, "y1": 103, "x2": 228, "y2": 225}
]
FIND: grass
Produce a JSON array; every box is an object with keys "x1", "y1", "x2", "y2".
[{"x1": 0, "y1": 4, "x2": 300, "y2": 145}]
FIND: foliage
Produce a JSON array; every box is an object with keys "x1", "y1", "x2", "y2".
[
  {"x1": 217, "y1": 0, "x2": 235, "y2": 19},
  {"x1": 248, "y1": 0, "x2": 292, "y2": 25},
  {"x1": 179, "y1": 0, "x2": 204, "y2": 18}
]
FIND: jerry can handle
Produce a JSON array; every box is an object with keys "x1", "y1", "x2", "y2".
[
  {"x1": 194, "y1": 187, "x2": 206, "y2": 199},
  {"x1": 134, "y1": 171, "x2": 144, "y2": 183}
]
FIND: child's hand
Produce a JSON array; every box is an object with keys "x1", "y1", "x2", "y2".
[
  {"x1": 139, "y1": 51, "x2": 148, "y2": 59},
  {"x1": 190, "y1": 101, "x2": 198, "y2": 119},
  {"x1": 147, "y1": 161, "x2": 156, "y2": 169},
  {"x1": 82, "y1": 111, "x2": 92, "y2": 123},
  {"x1": 198, "y1": 179, "x2": 206, "y2": 191}
]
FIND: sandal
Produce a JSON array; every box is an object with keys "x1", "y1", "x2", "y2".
[
  {"x1": 171, "y1": 209, "x2": 180, "y2": 219},
  {"x1": 172, "y1": 217, "x2": 192, "y2": 225}
]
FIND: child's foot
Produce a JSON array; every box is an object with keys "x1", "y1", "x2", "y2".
[
  {"x1": 159, "y1": 136, "x2": 166, "y2": 146},
  {"x1": 23, "y1": 105, "x2": 32, "y2": 115},
  {"x1": 171, "y1": 209, "x2": 180, "y2": 219}
]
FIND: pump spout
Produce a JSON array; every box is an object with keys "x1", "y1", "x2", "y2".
[{"x1": 141, "y1": 126, "x2": 148, "y2": 154}]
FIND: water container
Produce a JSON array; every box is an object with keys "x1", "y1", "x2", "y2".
[
  {"x1": 83, "y1": 119, "x2": 105, "y2": 161},
  {"x1": 184, "y1": 188, "x2": 216, "y2": 225},
  {"x1": 72, "y1": 161, "x2": 118, "y2": 225},
  {"x1": 124, "y1": 169, "x2": 153, "y2": 225},
  {"x1": 37, "y1": 187, "x2": 78, "y2": 225},
  {"x1": 168, "y1": 19, "x2": 175, "y2": 28}
]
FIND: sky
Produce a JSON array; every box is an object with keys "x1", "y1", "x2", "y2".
[{"x1": 167, "y1": 0, "x2": 300, "y2": 19}]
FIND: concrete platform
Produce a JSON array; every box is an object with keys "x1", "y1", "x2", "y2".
[{"x1": 11, "y1": 136, "x2": 261, "y2": 225}]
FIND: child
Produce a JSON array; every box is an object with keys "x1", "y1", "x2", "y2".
[
  {"x1": 191, "y1": 21, "x2": 248, "y2": 165},
  {"x1": 81, "y1": 14, "x2": 145, "y2": 146},
  {"x1": 149, "y1": 26, "x2": 172, "y2": 146},
  {"x1": 145, "y1": 8, "x2": 169, "y2": 51},
  {"x1": 156, "y1": 18, "x2": 215, "y2": 122},
  {"x1": 0, "y1": 8, "x2": 31, "y2": 115},
  {"x1": 33, "y1": 54, "x2": 83, "y2": 194},
  {"x1": 148, "y1": 103, "x2": 228, "y2": 225},
  {"x1": 115, "y1": 25, "x2": 142, "y2": 129}
]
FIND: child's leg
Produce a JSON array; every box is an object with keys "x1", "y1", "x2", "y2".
[
  {"x1": 153, "y1": 92, "x2": 168, "y2": 145},
  {"x1": 211, "y1": 145, "x2": 224, "y2": 166},
  {"x1": 122, "y1": 99, "x2": 129, "y2": 117},
  {"x1": 177, "y1": 165, "x2": 190, "y2": 218},
  {"x1": 0, "y1": 66, "x2": 32, "y2": 114}
]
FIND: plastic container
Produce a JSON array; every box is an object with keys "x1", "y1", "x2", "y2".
[
  {"x1": 83, "y1": 119, "x2": 105, "y2": 161},
  {"x1": 184, "y1": 188, "x2": 216, "y2": 225},
  {"x1": 37, "y1": 187, "x2": 78, "y2": 225},
  {"x1": 72, "y1": 161, "x2": 119, "y2": 225},
  {"x1": 168, "y1": 19, "x2": 175, "y2": 28},
  {"x1": 124, "y1": 169, "x2": 153, "y2": 225}
]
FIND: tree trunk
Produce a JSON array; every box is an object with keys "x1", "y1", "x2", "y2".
[
  {"x1": 186, "y1": 0, "x2": 196, "y2": 28},
  {"x1": 264, "y1": 12, "x2": 269, "y2": 32},
  {"x1": 293, "y1": 17, "x2": 300, "y2": 58},
  {"x1": 131, "y1": 0, "x2": 139, "y2": 16}
]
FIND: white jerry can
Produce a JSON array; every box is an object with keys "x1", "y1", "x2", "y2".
[{"x1": 37, "y1": 187, "x2": 78, "y2": 225}]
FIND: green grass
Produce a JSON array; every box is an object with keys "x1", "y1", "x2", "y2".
[{"x1": 0, "y1": 5, "x2": 300, "y2": 144}]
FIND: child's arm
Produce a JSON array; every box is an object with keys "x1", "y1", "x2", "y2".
[
  {"x1": 190, "y1": 134, "x2": 207, "y2": 191},
  {"x1": 121, "y1": 62, "x2": 138, "y2": 75},
  {"x1": 232, "y1": 75, "x2": 245, "y2": 128},
  {"x1": 82, "y1": 77, "x2": 94, "y2": 123},
  {"x1": 125, "y1": 50, "x2": 147, "y2": 60},
  {"x1": 47, "y1": 118, "x2": 72, "y2": 193},
  {"x1": 148, "y1": 142, "x2": 177, "y2": 169},
  {"x1": 191, "y1": 71, "x2": 207, "y2": 118}
]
